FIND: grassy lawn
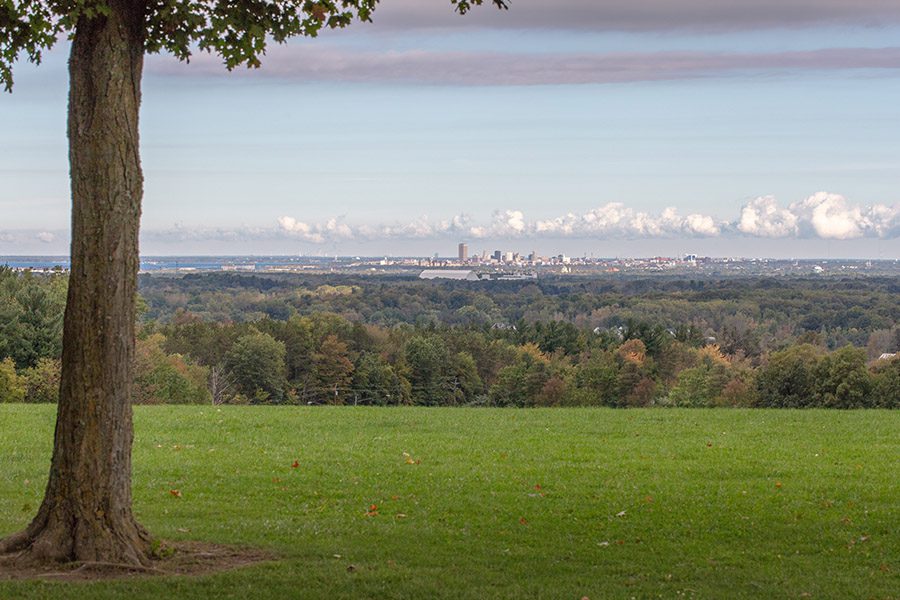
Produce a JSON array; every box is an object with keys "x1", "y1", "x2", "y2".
[{"x1": 1, "y1": 406, "x2": 898, "y2": 599}]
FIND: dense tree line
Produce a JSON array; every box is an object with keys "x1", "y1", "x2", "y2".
[
  {"x1": 139, "y1": 272, "x2": 900, "y2": 358},
  {"x1": 1, "y1": 268, "x2": 898, "y2": 407}
]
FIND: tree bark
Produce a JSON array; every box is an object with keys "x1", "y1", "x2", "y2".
[{"x1": 0, "y1": 0, "x2": 150, "y2": 566}]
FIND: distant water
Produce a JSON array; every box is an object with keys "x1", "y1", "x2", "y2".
[{"x1": 0, "y1": 256, "x2": 345, "y2": 272}]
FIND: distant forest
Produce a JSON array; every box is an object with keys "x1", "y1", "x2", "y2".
[{"x1": 1, "y1": 268, "x2": 898, "y2": 408}]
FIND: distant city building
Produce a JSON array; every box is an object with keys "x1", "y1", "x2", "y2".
[
  {"x1": 458, "y1": 243, "x2": 468, "y2": 262},
  {"x1": 492, "y1": 250, "x2": 502, "y2": 261},
  {"x1": 419, "y1": 269, "x2": 480, "y2": 281}
]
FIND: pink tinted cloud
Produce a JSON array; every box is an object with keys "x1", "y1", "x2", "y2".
[
  {"x1": 150, "y1": 46, "x2": 900, "y2": 85},
  {"x1": 368, "y1": 0, "x2": 900, "y2": 32}
]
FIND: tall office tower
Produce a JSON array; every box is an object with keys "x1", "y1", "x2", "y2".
[{"x1": 458, "y1": 243, "x2": 468, "y2": 262}]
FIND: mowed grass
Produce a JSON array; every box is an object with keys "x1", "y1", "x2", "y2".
[{"x1": 1, "y1": 406, "x2": 898, "y2": 599}]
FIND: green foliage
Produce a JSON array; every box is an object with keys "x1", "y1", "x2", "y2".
[
  {"x1": 2, "y1": 0, "x2": 507, "y2": 91},
  {"x1": 404, "y1": 335, "x2": 452, "y2": 406},
  {"x1": 0, "y1": 0, "x2": 59, "y2": 90},
  {"x1": 0, "y1": 267, "x2": 65, "y2": 369},
  {"x1": 0, "y1": 270, "x2": 895, "y2": 407},
  {"x1": 311, "y1": 334, "x2": 355, "y2": 404},
  {"x1": 351, "y1": 353, "x2": 410, "y2": 405},
  {"x1": 134, "y1": 333, "x2": 210, "y2": 404},
  {"x1": 665, "y1": 347, "x2": 734, "y2": 407},
  {"x1": 813, "y1": 345, "x2": 872, "y2": 409},
  {"x1": 0, "y1": 357, "x2": 25, "y2": 402},
  {"x1": 488, "y1": 344, "x2": 554, "y2": 407},
  {"x1": 870, "y1": 356, "x2": 900, "y2": 409},
  {"x1": 20, "y1": 357, "x2": 60, "y2": 403},
  {"x1": 225, "y1": 329, "x2": 287, "y2": 403},
  {"x1": 140, "y1": 274, "x2": 900, "y2": 359},
  {"x1": 755, "y1": 344, "x2": 823, "y2": 408}
]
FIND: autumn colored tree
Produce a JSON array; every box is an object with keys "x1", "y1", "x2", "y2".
[{"x1": 0, "y1": 0, "x2": 506, "y2": 568}]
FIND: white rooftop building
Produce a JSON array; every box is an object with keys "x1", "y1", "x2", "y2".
[{"x1": 419, "y1": 269, "x2": 480, "y2": 281}]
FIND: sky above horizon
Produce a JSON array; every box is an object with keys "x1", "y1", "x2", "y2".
[{"x1": 1, "y1": 0, "x2": 899, "y2": 258}]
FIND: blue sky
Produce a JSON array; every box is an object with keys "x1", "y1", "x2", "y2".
[{"x1": 1, "y1": 0, "x2": 899, "y2": 257}]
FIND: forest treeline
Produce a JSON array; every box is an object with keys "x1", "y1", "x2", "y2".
[{"x1": 1, "y1": 267, "x2": 898, "y2": 407}]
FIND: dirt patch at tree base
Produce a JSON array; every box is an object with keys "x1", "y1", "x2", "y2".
[{"x1": 0, "y1": 541, "x2": 275, "y2": 582}]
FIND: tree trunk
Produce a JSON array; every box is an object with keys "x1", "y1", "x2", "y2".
[{"x1": 0, "y1": 0, "x2": 150, "y2": 566}]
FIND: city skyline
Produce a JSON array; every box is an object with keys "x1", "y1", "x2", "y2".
[{"x1": 2, "y1": 0, "x2": 899, "y2": 258}]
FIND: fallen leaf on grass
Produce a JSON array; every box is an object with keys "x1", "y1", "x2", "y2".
[
  {"x1": 616, "y1": 510, "x2": 627, "y2": 518},
  {"x1": 169, "y1": 489, "x2": 182, "y2": 498},
  {"x1": 291, "y1": 460, "x2": 300, "y2": 469},
  {"x1": 395, "y1": 513, "x2": 407, "y2": 519},
  {"x1": 402, "y1": 452, "x2": 421, "y2": 465},
  {"x1": 775, "y1": 481, "x2": 783, "y2": 489},
  {"x1": 366, "y1": 504, "x2": 379, "y2": 517},
  {"x1": 519, "y1": 517, "x2": 528, "y2": 525}
]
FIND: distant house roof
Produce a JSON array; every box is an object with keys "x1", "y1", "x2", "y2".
[
  {"x1": 878, "y1": 352, "x2": 897, "y2": 361},
  {"x1": 419, "y1": 269, "x2": 480, "y2": 281}
]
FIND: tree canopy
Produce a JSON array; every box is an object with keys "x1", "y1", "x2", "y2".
[{"x1": 1, "y1": 0, "x2": 507, "y2": 90}]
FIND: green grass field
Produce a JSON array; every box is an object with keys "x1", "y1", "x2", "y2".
[{"x1": 1, "y1": 406, "x2": 898, "y2": 599}]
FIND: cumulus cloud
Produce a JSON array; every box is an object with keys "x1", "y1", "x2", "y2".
[
  {"x1": 278, "y1": 203, "x2": 726, "y2": 243},
  {"x1": 36, "y1": 232, "x2": 55, "y2": 243},
  {"x1": 734, "y1": 193, "x2": 899, "y2": 240},
  {"x1": 271, "y1": 193, "x2": 897, "y2": 244},
  {"x1": 532, "y1": 204, "x2": 721, "y2": 238},
  {"x1": 789, "y1": 191, "x2": 900, "y2": 239},
  {"x1": 737, "y1": 196, "x2": 799, "y2": 237},
  {"x1": 469, "y1": 210, "x2": 527, "y2": 238}
]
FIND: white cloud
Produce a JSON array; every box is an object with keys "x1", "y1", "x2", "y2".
[
  {"x1": 683, "y1": 213, "x2": 720, "y2": 237},
  {"x1": 532, "y1": 203, "x2": 721, "y2": 238},
  {"x1": 789, "y1": 192, "x2": 893, "y2": 240},
  {"x1": 36, "y1": 232, "x2": 55, "y2": 243},
  {"x1": 735, "y1": 193, "x2": 899, "y2": 240},
  {"x1": 215, "y1": 192, "x2": 900, "y2": 246},
  {"x1": 737, "y1": 196, "x2": 799, "y2": 237}
]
